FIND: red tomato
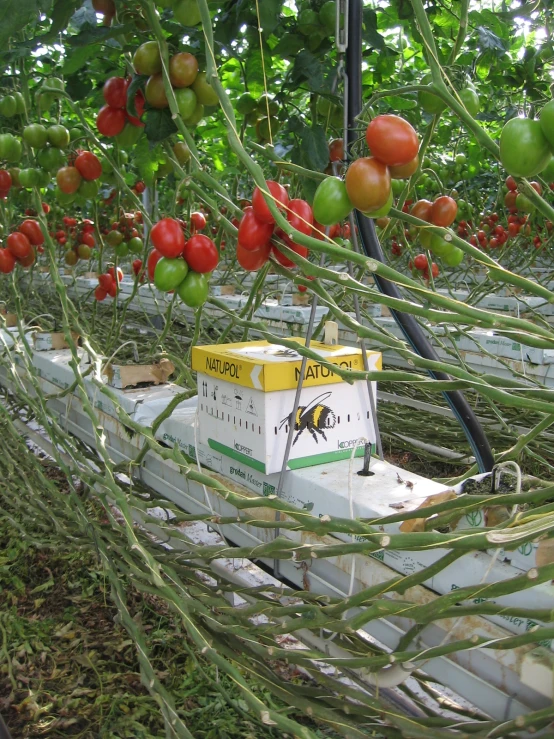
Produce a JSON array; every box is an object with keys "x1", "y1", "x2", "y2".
[
  {"x1": 252, "y1": 180, "x2": 289, "y2": 224},
  {"x1": 107, "y1": 266, "x2": 123, "y2": 283},
  {"x1": 183, "y1": 234, "x2": 219, "y2": 273},
  {"x1": 238, "y1": 207, "x2": 274, "y2": 251},
  {"x1": 98, "y1": 273, "x2": 114, "y2": 291},
  {"x1": 529, "y1": 181, "x2": 542, "y2": 195},
  {"x1": 236, "y1": 242, "x2": 271, "y2": 271},
  {"x1": 19, "y1": 249, "x2": 36, "y2": 268},
  {"x1": 42, "y1": 202, "x2": 50, "y2": 214},
  {"x1": 150, "y1": 218, "x2": 185, "y2": 258},
  {"x1": 504, "y1": 191, "x2": 518, "y2": 210},
  {"x1": 0, "y1": 170, "x2": 12, "y2": 191},
  {"x1": 411, "y1": 199, "x2": 433, "y2": 222},
  {"x1": 81, "y1": 232, "x2": 96, "y2": 248},
  {"x1": 272, "y1": 239, "x2": 308, "y2": 268},
  {"x1": 431, "y1": 196, "x2": 457, "y2": 227},
  {"x1": 56, "y1": 166, "x2": 82, "y2": 194},
  {"x1": 329, "y1": 138, "x2": 344, "y2": 162},
  {"x1": 345, "y1": 157, "x2": 391, "y2": 212},
  {"x1": 135, "y1": 181, "x2": 146, "y2": 194},
  {"x1": 147, "y1": 248, "x2": 163, "y2": 281},
  {"x1": 102, "y1": 77, "x2": 129, "y2": 109},
  {"x1": 96, "y1": 105, "x2": 126, "y2": 137},
  {"x1": 7, "y1": 232, "x2": 32, "y2": 260},
  {"x1": 0, "y1": 248, "x2": 16, "y2": 273},
  {"x1": 365, "y1": 114, "x2": 419, "y2": 167},
  {"x1": 127, "y1": 92, "x2": 145, "y2": 127},
  {"x1": 107, "y1": 281, "x2": 117, "y2": 298},
  {"x1": 132, "y1": 258, "x2": 143, "y2": 275},
  {"x1": 505, "y1": 175, "x2": 518, "y2": 191},
  {"x1": 95, "y1": 285, "x2": 108, "y2": 301},
  {"x1": 19, "y1": 219, "x2": 44, "y2": 246},
  {"x1": 190, "y1": 211, "x2": 207, "y2": 232},
  {"x1": 75, "y1": 151, "x2": 102, "y2": 181},
  {"x1": 389, "y1": 156, "x2": 419, "y2": 179},
  {"x1": 287, "y1": 199, "x2": 313, "y2": 236},
  {"x1": 413, "y1": 254, "x2": 427, "y2": 271}
]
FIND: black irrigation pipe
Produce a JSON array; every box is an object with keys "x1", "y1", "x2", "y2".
[{"x1": 346, "y1": 0, "x2": 494, "y2": 473}]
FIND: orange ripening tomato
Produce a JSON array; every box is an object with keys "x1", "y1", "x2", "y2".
[
  {"x1": 345, "y1": 157, "x2": 391, "y2": 213},
  {"x1": 430, "y1": 196, "x2": 457, "y2": 228},
  {"x1": 411, "y1": 199, "x2": 433, "y2": 223},
  {"x1": 365, "y1": 114, "x2": 419, "y2": 167}
]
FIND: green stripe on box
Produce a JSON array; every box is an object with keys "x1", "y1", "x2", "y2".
[
  {"x1": 208, "y1": 440, "x2": 267, "y2": 472},
  {"x1": 207, "y1": 440, "x2": 374, "y2": 473}
]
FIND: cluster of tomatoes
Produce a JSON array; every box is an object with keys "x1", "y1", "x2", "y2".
[
  {"x1": 147, "y1": 216, "x2": 218, "y2": 307},
  {"x1": 312, "y1": 114, "x2": 420, "y2": 228},
  {"x1": 134, "y1": 42, "x2": 217, "y2": 124},
  {"x1": 410, "y1": 195, "x2": 464, "y2": 266},
  {"x1": 410, "y1": 254, "x2": 440, "y2": 281},
  {"x1": 95, "y1": 267, "x2": 123, "y2": 302},
  {"x1": 60, "y1": 219, "x2": 96, "y2": 266},
  {"x1": 104, "y1": 212, "x2": 144, "y2": 259},
  {"x1": 500, "y1": 101, "x2": 554, "y2": 179},
  {"x1": 235, "y1": 180, "x2": 323, "y2": 271},
  {"x1": 97, "y1": 75, "x2": 145, "y2": 139},
  {"x1": 56, "y1": 150, "x2": 102, "y2": 202},
  {"x1": 0, "y1": 220, "x2": 44, "y2": 274}
]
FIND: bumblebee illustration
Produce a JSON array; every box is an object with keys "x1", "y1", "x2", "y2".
[{"x1": 280, "y1": 392, "x2": 336, "y2": 445}]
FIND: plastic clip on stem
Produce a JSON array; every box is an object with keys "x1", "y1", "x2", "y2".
[{"x1": 345, "y1": 0, "x2": 494, "y2": 474}]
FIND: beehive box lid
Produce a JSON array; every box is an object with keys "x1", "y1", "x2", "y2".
[{"x1": 192, "y1": 339, "x2": 381, "y2": 392}]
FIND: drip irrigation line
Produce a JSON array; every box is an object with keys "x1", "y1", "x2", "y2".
[{"x1": 345, "y1": 0, "x2": 494, "y2": 474}]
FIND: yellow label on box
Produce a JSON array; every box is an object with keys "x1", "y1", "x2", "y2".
[{"x1": 192, "y1": 339, "x2": 381, "y2": 392}]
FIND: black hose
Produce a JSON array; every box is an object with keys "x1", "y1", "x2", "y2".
[
  {"x1": 0, "y1": 712, "x2": 12, "y2": 739},
  {"x1": 345, "y1": 0, "x2": 494, "y2": 473}
]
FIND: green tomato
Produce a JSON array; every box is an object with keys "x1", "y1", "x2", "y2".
[
  {"x1": 156, "y1": 159, "x2": 174, "y2": 178},
  {"x1": 19, "y1": 168, "x2": 40, "y2": 188},
  {"x1": 256, "y1": 116, "x2": 280, "y2": 142},
  {"x1": 107, "y1": 230, "x2": 124, "y2": 247},
  {"x1": 173, "y1": 141, "x2": 191, "y2": 164},
  {"x1": 13, "y1": 92, "x2": 26, "y2": 115},
  {"x1": 0, "y1": 96, "x2": 17, "y2": 117},
  {"x1": 79, "y1": 179, "x2": 100, "y2": 199},
  {"x1": 128, "y1": 236, "x2": 143, "y2": 254},
  {"x1": 177, "y1": 270, "x2": 208, "y2": 306},
  {"x1": 133, "y1": 41, "x2": 162, "y2": 75},
  {"x1": 183, "y1": 101, "x2": 205, "y2": 126},
  {"x1": 500, "y1": 118, "x2": 551, "y2": 178},
  {"x1": 417, "y1": 75, "x2": 446, "y2": 115},
  {"x1": 442, "y1": 246, "x2": 464, "y2": 267},
  {"x1": 541, "y1": 156, "x2": 554, "y2": 182},
  {"x1": 298, "y1": 8, "x2": 320, "y2": 35},
  {"x1": 256, "y1": 94, "x2": 279, "y2": 117},
  {"x1": 38, "y1": 146, "x2": 65, "y2": 171},
  {"x1": 0, "y1": 134, "x2": 22, "y2": 163},
  {"x1": 236, "y1": 92, "x2": 257, "y2": 115},
  {"x1": 172, "y1": 0, "x2": 202, "y2": 26},
  {"x1": 455, "y1": 153, "x2": 466, "y2": 166},
  {"x1": 154, "y1": 256, "x2": 189, "y2": 292},
  {"x1": 101, "y1": 156, "x2": 114, "y2": 174},
  {"x1": 36, "y1": 169, "x2": 50, "y2": 187},
  {"x1": 23, "y1": 124, "x2": 49, "y2": 149},
  {"x1": 391, "y1": 178, "x2": 404, "y2": 196},
  {"x1": 429, "y1": 233, "x2": 452, "y2": 257},
  {"x1": 115, "y1": 122, "x2": 143, "y2": 149},
  {"x1": 69, "y1": 128, "x2": 82, "y2": 142},
  {"x1": 364, "y1": 188, "x2": 393, "y2": 218},
  {"x1": 419, "y1": 229, "x2": 432, "y2": 249},
  {"x1": 47, "y1": 125, "x2": 70, "y2": 148},
  {"x1": 539, "y1": 100, "x2": 554, "y2": 152},
  {"x1": 175, "y1": 87, "x2": 198, "y2": 120},
  {"x1": 319, "y1": 0, "x2": 336, "y2": 34},
  {"x1": 191, "y1": 72, "x2": 218, "y2": 106},
  {"x1": 313, "y1": 177, "x2": 353, "y2": 226},
  {"x1": 515, "y1": 192, "x2": 535, "y2": 213},
  {"x1": 459, "y1": 88, "x2": 480, "y2": 117},
  {"x1": 115, "y1": 243, "x2": 129, "y2": 258}
]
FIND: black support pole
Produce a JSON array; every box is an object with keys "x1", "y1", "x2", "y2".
[{"x1": 346, "y1": 0, "x2": 494, "y2": 473}]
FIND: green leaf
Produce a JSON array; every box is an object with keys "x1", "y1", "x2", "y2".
[
  {"x1": 258, "y1": 0, "x2": 283, "y2": 37},
  {"x1": 43, "y1": 0, "x2": 80, "y2": 41},
  {"x1": 273, "y1": 33, "x2": 304, "y2": 59},
  {"x1": 144, "y1": 109, "x2": 177, "y2": 144},
  {"x1": 383, "y1": 95, "x2": 417, "y2": 110},
  {"x1": 127, "y1": 74, "x2": 148, "y2": 118},
  {"x1": 68, "y1": 21, "x2": 135, "y2": 47},
  {"x1": 0, "y1": 0, "x2": 42, "y2": 50},
  {"x1": 63, "y1": 44, "x2": 96, "y2": 75},
  {"x1": 299, "y1": 124, "x2": 328, "y2": 173},
  {"x1": 363, "y1": 9, "x2": 385, "y2": 49}
]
